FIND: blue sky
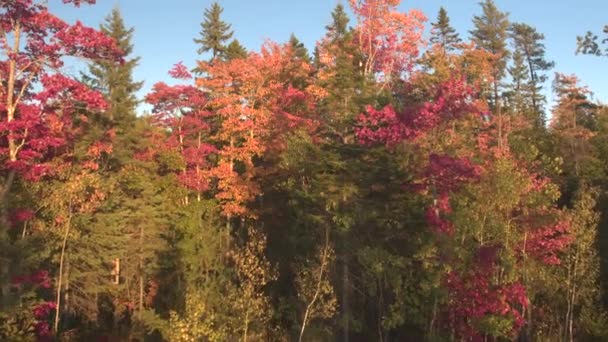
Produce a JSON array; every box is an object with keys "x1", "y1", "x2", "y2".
[{"x1": 50, "y1": 0, "x2": 607, "y2": 110}]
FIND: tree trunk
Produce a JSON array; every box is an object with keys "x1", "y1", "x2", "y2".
[
  {"x1": 298, "y1": 226, "x2": 331, "y2": 342},
  {"x1": 138, "y1": 224, "x2": 144, "y2": 317},
  {"x1": 54, "y1": 213, "x2": 72, "y2": 333}
]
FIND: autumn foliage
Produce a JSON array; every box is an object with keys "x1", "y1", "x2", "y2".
[{"x1": 1, "y1": 0, "x2": 607, "y2": 341}]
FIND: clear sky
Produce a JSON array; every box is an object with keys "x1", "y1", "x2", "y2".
[{"x1": 50, "y1": 0, "x2": 607, "y2": 110}]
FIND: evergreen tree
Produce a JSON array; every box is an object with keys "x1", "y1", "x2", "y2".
[
  {"x1": 430, "y1": 7, "x2": 461, "y2": 51},
  {"x1": 326, "y1": 3, "x2": 350, "y2": 43},
  {"x1": 86, "y1": 7, "x2": 142, "y2": 124},
  {"x1": 317, "y1": 4, "x2": 369, "y2": 144},
  {"x1": 194, "y1": 2, "x2": 234, "y2": 61},
  {"x1": 289, "y1": 34, "x2": 310, "y2": 63},
  {"x1": 505, "y1": 50, "x2": 531, "y2": 115},
  {"x1": 84, "y1": 7, "x2": 143, "y2": 169},
  {"x1": 470, "y1": 0, "x2": 510, "y2": 113},
  {"x1": 577, "y1": 25, "x2": 608, "y2": 57},
  {"x1": 510, "y1": 23, "x2": 554, "y2": 119},
  {"x1": 224, "y1": 39, "x2": 247, "y2": 61}
]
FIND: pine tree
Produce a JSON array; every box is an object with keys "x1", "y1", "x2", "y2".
[
  {"x1": 510, "y1": 23, "x2": 554, "y2": 119},
  {"x1": 194, "y1": 2, "x2": 234, "y2": 61},
  {"x1": 470, "y1": 0, "x2": 510, "y2": 147},
  {"x1": 577, "y1": 25, "x2": 608, "y2": 57},
  {"x1": 86, "y1": 7, "x2": 142, "y2": 124},
  {"x1": 470, "y1": 0, "x2": 510, "y2": 104},
  {"x1": 224, "y1": 39, "x2": 247, "y2": 61},
  {"x1": 430, "y1": 7, "x2": 461, "y2": 51}
]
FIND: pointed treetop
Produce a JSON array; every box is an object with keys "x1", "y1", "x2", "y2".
[
  {"x1": 470, "y1": 0, "x2": 510, "y2": 55},
  {"x1": 326, "y1": 4, "x2": 350, "y2": 41},
  {"x1": 289, "y1": 34, "x2": 310, "y2": 62},
  {"x1": 194, "y1": 2, "x2": 234, "y2": 60},
  {"x1": 224, "y1": 39, "x2": 248, "y2": 61},
  {"x1": 430, "y1": 7, "x2": 462, "y2": 51}
]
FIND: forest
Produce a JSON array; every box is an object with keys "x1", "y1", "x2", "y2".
[{"x1": 1, "y1": 0, "x2": 608, "y2": 341}]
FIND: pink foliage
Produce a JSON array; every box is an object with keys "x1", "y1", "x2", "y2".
[
  {"x1": 0, "y1": 0, "x2": 119, "y2": 182},
  {"x1": 523, "y1": 221, "x2": 572, "y2": 265},
  {"x1": 11, "y1": 270, "x2": 52, "y2": 289},
  {"x1": 446, "y1": 247, "x2": 529, "y2": 340},
  {"x1": 9, "y1": 208, "x2": 35, "y2": 225},
  {"x1": 356, "y1": 77, "x2": 484, "y2": 145},
  {"x1": 168, "y1": 61, "x2": 193, "y2": 80},
  {"x1": 349, "y1": 0, "x2": 426, "y2": 78},
  {"x1": 146, "y1": 63, "x2": 216, "y2": 193}
]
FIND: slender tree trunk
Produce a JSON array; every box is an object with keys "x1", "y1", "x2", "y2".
[
  {"x1": 494, "y1": 78, "x2": 503, "y2": 149},
  {"x1": 243, "y1": 308, "x2": 249, "y2": 342},
  {"x1": 54, "y1": 213, "x2": 72, "y2": 333},
  {"x1": 138, "y1": 224, "x2": 144, "y2": 317},
  {"x1": 6, "y1": 24, "x2": 21, "y2": 164},
  {"x1": 343, "y1": 262, "x2": 350, "y2": 342},
  {"x1": 298, "y1": 226, "x2": 331, "y2": 342}
]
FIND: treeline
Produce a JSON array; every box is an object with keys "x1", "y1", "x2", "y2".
[{"x1": 1, "y1": 0, "x2": 608, "y2": 341}]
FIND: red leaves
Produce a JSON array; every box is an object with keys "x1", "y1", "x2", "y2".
[
  {"x1": 356, "y1": 77, "x2": 484, "y2": 146},
  {"x1": 62, "y1": 0, "x2": 96, "y2": 6},
  {"x1": 54, "y1": 20, "x2": 121, "y2": 61},
  {"x1": 1, "y1": 0, "x2": 119, "y2": 182},
  {"x1": 356, "y1": 104, "x2": 410, "y2": 146},
  {"x1": 168, "y1": 61, "x2": 193, "y2": 79},
  {"x1": 424, "y1": 154, "x2": 481, "y2": 193},
  {"x1": 11, "y1": 270, "x2": 52, "y2": 289},
  {"x1": 146, "y1": 63, "x2": 216, "y2": 195},
  {"x1": 196, "y1": 41, "x2": 319, "y2": 217},
  {"x1": 9, "y1": 208, "x2": 35, "y2": 227},
  {"x1": 446, "y1": 250, "x2": 529, "y2": 340},
  {"x1": 523, "y1": 221, "x2": 572, "y2": 265},
  {"x1": 349, "y1": 0, "x2": 426, "y2": 80},
  {"x1": 32, "y1": 301, "x2": 56, "y2": 339}
]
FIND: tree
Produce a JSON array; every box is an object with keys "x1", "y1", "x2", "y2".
[
  {"x1": 289, "y1": 34, "x2": 310, "y2": 63},
  {"x1": 505, "y1": 50, "x2": 532, "y2": 115},
  {"x1": 0, "y1": 0, "x2": 119, "y2": 211},
  {"x1": 577, "y1": 25, "x2": 608, "y2": 57},
  {"x1": 510, "y1": 23, "x2": 554, "y2": 121},
  {"x1": 550, "y1": 73, "x2": 598, "y2": 182},
  {"x1": 348, "y1": 0, "x2": 427, "y2": 83},
  {"x1": 470, "y1": 0, "x2": 510, "y2": 147},
  {"x1": 194, "y1": 2, "x2": 234, "y2": 61},
  {"x1": 430, "y1": 7, "x2": 462, "y2": 51},
  {"x1": 0, "y1": 3, "x2": 119, "y2": 336},
  {"x1": 224, "y1": 39, "x2": 248, "y2": 61},
  {"x1": 85, "y1": 7, "x2": 142, "y2": 125}
]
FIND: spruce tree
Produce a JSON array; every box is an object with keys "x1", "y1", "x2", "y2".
[
  {"x1": 318, "y1": 4, "x2": 368, "y2": 143},
  {"x1": 224, "y1": 39, "x2": 247, "y2": 61},
  {"x1": 84, "y1": 7, "x2": 143, "y2": 168},
  {"x1": 289, "y1": 34, "x2": 310, "y2": 63},
  {"x1": 326, "y1": 3, "x2": 350, "y2": 43},
  {"x1": 194, "y1": 2, "x2": 234, "y2": 61},
  {"x1": 86, "y1": 7, "x2": 142, "y2": 124},
  {"x1": 430, "y1": 7, "x2": 461, "y2": 51},
  {"x1": 505, "y1": 50, "x2": 531, "y2": 115}
]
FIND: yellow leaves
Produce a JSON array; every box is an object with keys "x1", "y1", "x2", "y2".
[
  {"x1": 295, "y1": 245, "x2": 337, "y2": 321},
  {"x1": 167, "y1": 292, "x2": 226, "y2": 342},
  {"x1": 213, "y1": 226, "x2": 276, "y2": 339}
]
